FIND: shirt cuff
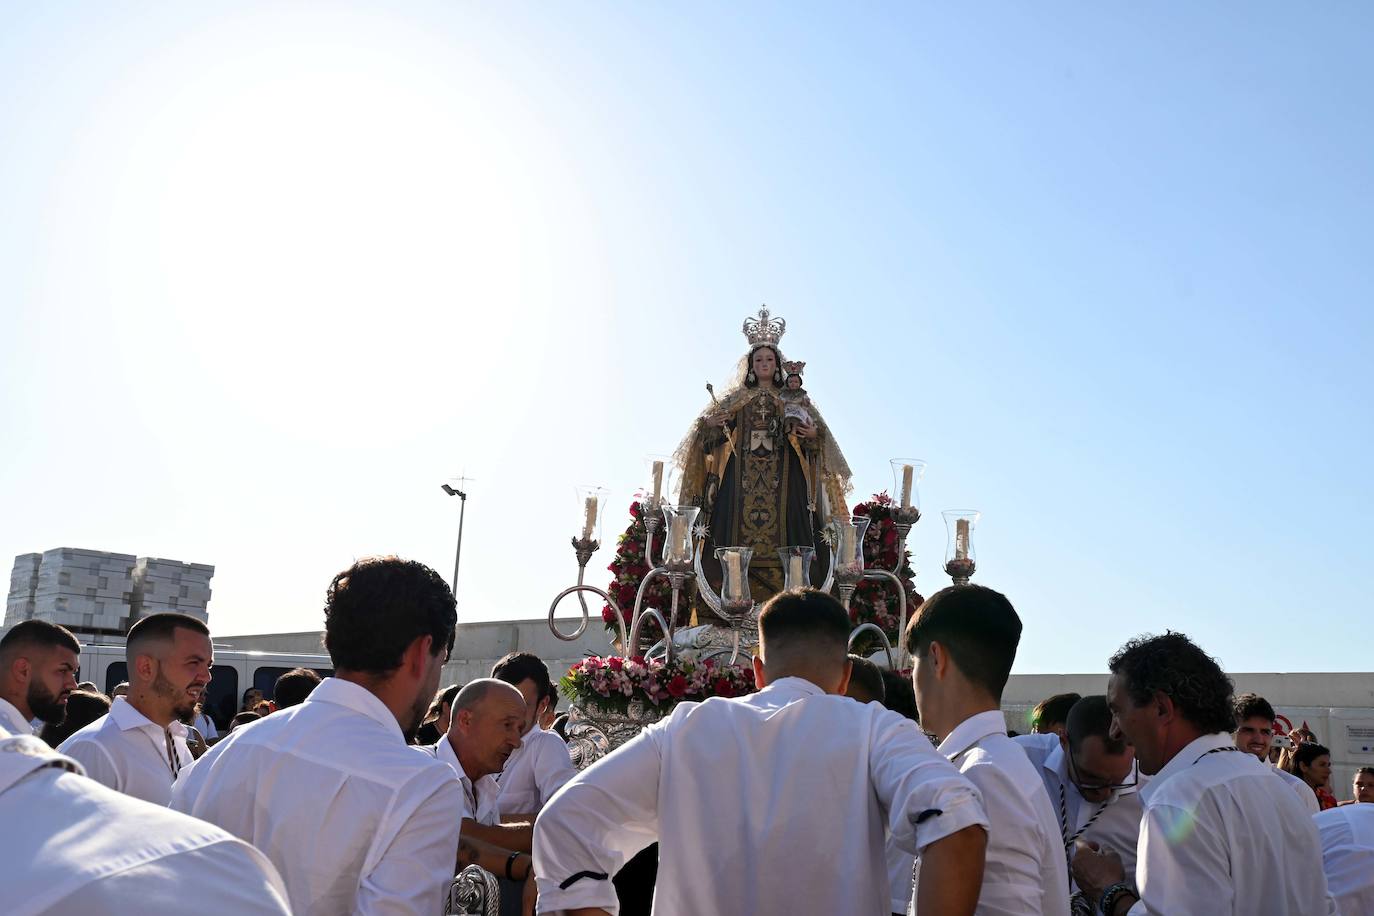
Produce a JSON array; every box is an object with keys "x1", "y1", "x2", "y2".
[{"x1": 534, "y1": 873, "x2": 618, "y2": 914}]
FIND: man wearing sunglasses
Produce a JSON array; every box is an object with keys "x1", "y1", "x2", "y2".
[{"x1": 1016, "y1": 695, "x2": 1145, "y2": 891}]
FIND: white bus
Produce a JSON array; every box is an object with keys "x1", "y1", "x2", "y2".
[{"x1": 78, "y1": 642, "x2": 333, "y2": 731}]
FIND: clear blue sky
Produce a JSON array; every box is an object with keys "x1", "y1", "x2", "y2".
[{"x1": 2, "y1": 4, "x2": 1370, "y2": 673}]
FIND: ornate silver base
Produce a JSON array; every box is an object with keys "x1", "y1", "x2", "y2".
[{"x1": 565, "y1": 699, "x2": 668, "y2": 770}]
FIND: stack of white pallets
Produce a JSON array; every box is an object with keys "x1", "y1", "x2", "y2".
[
  {"x1": 5, "y1": 554, "x2": 43, "y2": 626},
  {"x1": 31, "y1": 548, "x2": 137, "y2": 632},
  {"x1": 131, "y1": 557, "x2": 214, "y2": 623}
]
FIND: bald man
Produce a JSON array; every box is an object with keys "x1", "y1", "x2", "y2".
[
  {"x1": 419, "y1": 679, "x2": 537, "y2": 896},
  {"x1": 533, "y1": 588, "x2": 989, "y2": 916}
]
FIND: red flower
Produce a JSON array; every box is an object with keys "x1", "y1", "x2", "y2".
[
  {"x1": 667, "y1": 675, "x2": 688, "y2": 698},
  {"x1": 629, "y1": 501, "x2": 642, "y2": 518},
  {"x1": 713, "y1": 677, "x2": 735, "y2": 698},
  {"x1": 608, "y1": 656, "x2": 623, "y2": 671}
]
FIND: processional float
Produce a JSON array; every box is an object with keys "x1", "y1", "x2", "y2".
[{"x1": 545, "y1": 308, "x2": 985, "y2": 768}]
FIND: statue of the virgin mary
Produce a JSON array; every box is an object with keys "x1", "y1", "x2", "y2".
[{"x1": 674, "y1": 307, "x2": 852, "y2": 616}]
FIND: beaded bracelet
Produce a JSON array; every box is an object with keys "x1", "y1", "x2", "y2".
[{"x1": 1098, "y1": 882, "x2": 1135, "y2": 916}]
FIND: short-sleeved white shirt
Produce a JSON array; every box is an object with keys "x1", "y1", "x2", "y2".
[
  {"x1": 495, "y1": 725, "x2": 576, "y2": 817},
  {"x1": 57, "y1": 696, "x2": 193, "y2": 804}
]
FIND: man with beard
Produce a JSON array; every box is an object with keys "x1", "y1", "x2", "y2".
[
  {"x1": 59, "y1": 613, "x2": 209, "y2": 804},
  {"x1": 0, "y1": 620, "x2": 81, "y2": 736},
  {"x1": 172, "y1": 556, "x2": 465, "y2": 916}
]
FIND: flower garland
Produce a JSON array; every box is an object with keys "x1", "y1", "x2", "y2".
[
  {"x1": 560, "y1": 654, "x2": 757, "y2": 715},
  {"x1": 849, "y1": 492, "x2": 923, "y2": 656},
  {"x1": 602, "y1": 500, "x2": 674, "y2": 640}
]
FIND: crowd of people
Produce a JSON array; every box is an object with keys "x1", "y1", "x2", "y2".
[{"x1": 1, "y1": 554, "x2": 1371, "y2": 915}]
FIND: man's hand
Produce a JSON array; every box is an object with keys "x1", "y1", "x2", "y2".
[
  {"x1": 1071, "y1": 840, "x2": 1126, "y2": 903},
  {"x1": 793, "y1": 421, "x2": 818, "y2": 439}
]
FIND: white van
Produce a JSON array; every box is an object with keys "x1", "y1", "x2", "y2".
[{"x1": 78, "y1": 642, "x2": 333, "y2": 731}]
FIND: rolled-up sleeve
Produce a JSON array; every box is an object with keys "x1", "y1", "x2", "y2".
[
  {"x1": 533, "y1": 727, "x2": 664, "y2": 914},
  {"x1": 869, "y1": 716, "x2": 988, "y2": 855}
]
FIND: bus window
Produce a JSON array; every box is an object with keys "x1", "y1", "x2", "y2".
[
  {"x1": 104, "y1": 662, "x2": 128, "y2": 697},
  {"x1": 204, "y1": 665, "x2": 239, "y2": 731},
  {"x1": 253, "y1": 666, "x2": 334, "y2": 702}
]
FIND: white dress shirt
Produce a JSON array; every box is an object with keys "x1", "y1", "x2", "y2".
[
  {"x1": 0, "y1": 725, "x2": 290, "y2": 915},
  {"x1": 1274, "y1": 763, "x2": 1321, "y2": 814},
  {"x1": 0, "y1": 696, "x2": 35, "y2": 736},
  {"x1": 1014, "y1": 732, "x2": 1144, "y2": 885},
  {"x1": 57, "y1": 695, "x2": 193, "y2": 804},
  {"x1": 1127, "y1": 732, "x2": 1336, "y2": 915},
  {"x1": 1314, "y1": 803, "x2": 1374, "y2": 916},
  {"x1": 419, "y1": 734, "x2": 503, "y2": 825},
  {"x1": 171, "y1": 677, "x2": 464, "y2": 916},
  {"x1": 495, "y1": 724, "x2": 577, "y2": 817},
  {"x1": 534, "y1": 676, "x2": 989, "y2": 916},
  {"x1": 917, "y1": 711, "x2": 1069, "y2": 916}
]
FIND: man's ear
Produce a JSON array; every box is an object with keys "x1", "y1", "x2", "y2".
[
  {"x1": 133, "y1": 653, "x2": 156, "y2": 682},
  {"x1": 1153, "y1": 690, "x2": 1176, "y2": 728},
  {"x1": 928, "y1": 640, "x2": 950, "y2": 681},
  {"x1": 11, "y1": 657, "x2": 31, "y2": 685},
  {"x1": 405, "y1": 634, "x2": 435, "y2": 678},
  {"x1": 834, "y1": 658, "x2": 853, "y2": 697},
  {"x1": 752, "y1": 654, "x2": 767, "y2": 689}
]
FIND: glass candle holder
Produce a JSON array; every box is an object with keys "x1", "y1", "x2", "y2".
[
  {"x1": 661, "y1": 504, "x2": 701, "y2": 564},
  {"x1": 777, "y1": 545, "x2": 816, "y2": 590},
  {"x1": 715, "y1": 546, "x2": 754, "y2": 607},
  {"x1": 575, "y1": 485, "x2": 610, "y2": 543},
  {"x1": 835, "y1": 515, "x2": 871, "y2": 573},
  {"x1": 942, "y1": 509, "x2": 980, "y2": 582},
  {"x1": 890, "y1": 459, "x2": 927, "y2": 516},
  {"x1": 642, "y1": 454, "x2": 676, "y2": 507}
]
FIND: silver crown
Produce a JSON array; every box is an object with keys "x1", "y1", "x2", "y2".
[{"x1": 742, "y1": 306, "x2": 786, "y2": 347}]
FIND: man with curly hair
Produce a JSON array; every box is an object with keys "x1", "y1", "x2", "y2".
[
  {"x1": 172, "y1": 556, "x2": 465, "y2": 916},
  {"x1": 1072, "y1": 632, "x2": 1336, "y2": 916}
]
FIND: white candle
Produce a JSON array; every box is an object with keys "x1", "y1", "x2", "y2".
[
  {"x1": 725, "y1": 552, "x2": 743, "y2": 600},
  {"x1": 840, "y1": 523, "x2": 855, "y2": 565},
  {"x1": 955, "y1": 518, "x2": 970, "y2": 560},
  {"x1": 670, "y1": 515, "x2": 688, "y2": 561},
  {"x1": 582, "y1": 496, "x2": 597, "y2": 541},
  {"x1": 651, "y1": 461, "x2": 664, "y2": 501},
  {"x1": 900, "y1": 464, "x2": 913, "y2": 509},
  {"x1": 788, "y1": 555, "x2": 804, "y2": 586}
]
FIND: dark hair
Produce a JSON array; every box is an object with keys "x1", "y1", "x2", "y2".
[
  {"x1": 846, "y1": 654, "x2": 886, "y2": 703},
  {"x1": 126, "y1": 612, "x2": 209, "y2": 666},
  {"x1": 1356, "y1": 766, "x2": 1374, "y2": 778},
  {"x1": 1032, "y1": 692, "x2": 1081, "y2": 732},
  {"x1": 273, "y1": 667, "x2": 322, "y2": 709},
  {"x1": 242, "y1": 686, "x2": 262, "y2": 706},
  {"x1": 492, "y1": 652, "x2": 554, "y2": 703},
  {"x1": 0, "y1": 619, "x2": 82, "y2": 660},
  {"x1": 1065, "y1": 695, "x2": 1126, "y2": 755},
  {"x1": 742, "y1": 345, "x2": 785, "y2": 388},
  {"x1": 904, "y1": 585, "x2": 1021, "y2": 701},
  {"x1": 38, "y1": 689, "x2": 110, "y2": 748},
  {"x1": 1108, "y1": 632, "x2": 1235, "y2": 734},
  {"x1": 323, "y1": 556, "x2": 456, "y2": 674},
  {"x1": 230, "y1": 711, "x2": 261, "y2": 730},
  {"x1": 1289, "y1": 741, "x2": 1330, "y2": 778},
  {"x1": 758, "y1": 588, "x2": 851, "y2": 656},
  {"x1": 1233, "y1": 692, "x2": 1275, "y2": 724},
  {"x1": 879, "y1": 669, "x2": 919, "y2": 723}
]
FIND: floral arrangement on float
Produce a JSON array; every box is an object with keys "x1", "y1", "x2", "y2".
[
  {"x1": 560, "y1": 653, "x2": 757, "y2": 716},
  {"x1": 602, "y1": 500, "x2": 674, "y2": 640},
  {"x1": 847, "y1": 492, "x2": 923, "y2": 656}
]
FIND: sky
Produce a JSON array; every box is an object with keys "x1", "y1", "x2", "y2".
[{"x1": 2, "y1": 3, "x2": 1371, "y2": 674}]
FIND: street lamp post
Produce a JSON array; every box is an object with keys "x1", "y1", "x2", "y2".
[{"x1": 440, "y1": 483, "x2": 469, "y2": 598}]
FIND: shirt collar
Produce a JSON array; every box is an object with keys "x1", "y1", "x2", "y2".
[
  {"x1": 0, "y1": 697, "x2": 33, "y2": 735},
  {"x1": 108, "y1": 695, "x2": 184, "y2": 735},
  {"x1": 938, "y1": 710, "x2": 1007, "y2": 759},
  {"x1": 1044, "y1": 737, "x2": 1067, "y2": 779},
  {"x1": 304, "y1": 677, "x2": 406, "y2": 741},
  {"x1": 757, "y1": 676, "x2": 827, "y2": 699},
  {"x1": 1140, "y1": 731, "x2": 1235, "y2": 805}
]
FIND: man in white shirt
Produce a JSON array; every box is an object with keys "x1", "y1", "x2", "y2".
[
  {"x1": 1232, "y1": 691, "x2": 1319, "y2": 814},
  {"x1": 0, "y1": 722, "x2": 291, "y2": 915},
  {"x1": 172, "y1": 556, "x2": 466, "y2": 916},
  {"x1": 906, "y1": 585, "x2": 1070, "y2": 916},
  {"x1": 1072, "y1": 632, "x2": 1336, "y2": 916},
  {"x1": 1015, "y1": 695, "x2": 1144, "y2": 890},
  {"x1": 0, "y1": 620, "x2": 80, "y2": 738},
  {"x1": 491, "y1": 651, "x2": 577, "y2": 819},
  {"x1": 1315, "y1": 802, "x2": 1374, "y2": 915},
  {"x1": 58, "y1": 612, "x2": 209, "y2": 803},
  {"x1": 533, "y1": 588, "x2": 990, "y2": 916}
]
